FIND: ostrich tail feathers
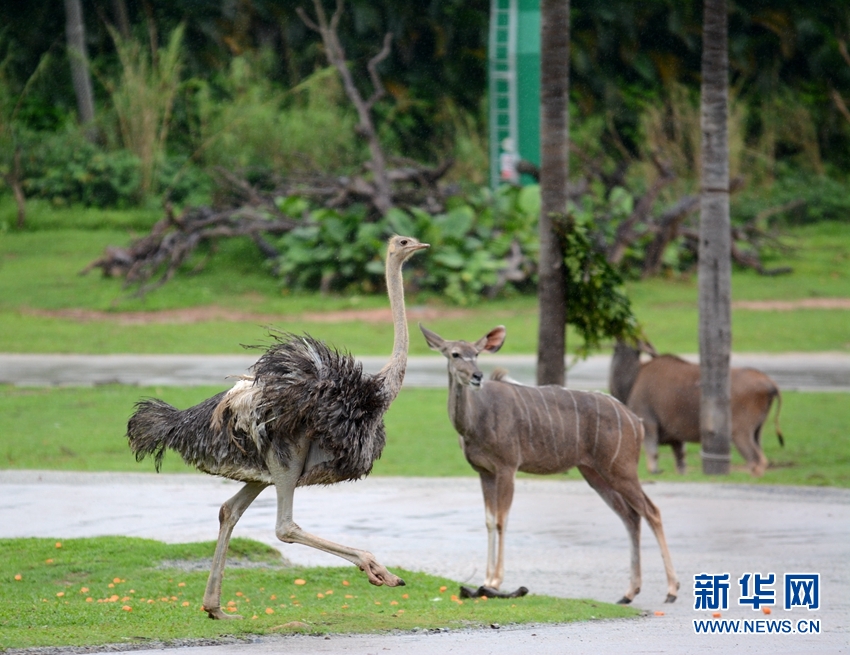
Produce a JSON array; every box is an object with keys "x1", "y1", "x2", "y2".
[{"x1": 127, "y1": 398, "x2": 179, "y2": 472}]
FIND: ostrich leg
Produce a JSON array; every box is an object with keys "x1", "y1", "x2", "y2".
[
  {"x1": 266, "y1": 446, "x2": 405, "y2": 587},
  {"x1": 203, "y1": 482, "x2": 267, "y2": 619}
]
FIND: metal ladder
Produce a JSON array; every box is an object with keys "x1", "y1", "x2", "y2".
[{"x1": 489, "y1": 0, "x2": 518, "y2": 188}]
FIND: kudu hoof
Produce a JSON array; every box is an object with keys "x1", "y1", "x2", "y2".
[
  {"x1": 665, "y1": 593, "x2": 677, "y2": 603},
  {"x1": 460, "y1": 585, "x2": 529, "y2": 599},
  {"x1": 616, "y1": 596, "x2": 633, "y2": 605}
]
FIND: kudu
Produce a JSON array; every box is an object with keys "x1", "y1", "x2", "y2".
[
  {"x1": 609, "y1": 340, "x2": 784, "y2": 476},
  {"x1": 421, "y1": 324, "x2": 679, "y2": 605}
]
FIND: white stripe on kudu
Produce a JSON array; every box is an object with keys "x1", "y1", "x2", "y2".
[{"x1": 536, "y1": 387, "x2": 557, "y2": 456}]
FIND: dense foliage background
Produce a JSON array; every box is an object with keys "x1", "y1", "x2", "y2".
[
  {"x1": 1, "y1": 0, "x2": 849, "y2": 319},
  {"x1": 4, "y1": 1, "x2": 850, "y2": 168}
]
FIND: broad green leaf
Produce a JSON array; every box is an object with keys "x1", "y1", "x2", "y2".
[{"x1": 386, "y1": 207, "x2": 416, "y2": 237}]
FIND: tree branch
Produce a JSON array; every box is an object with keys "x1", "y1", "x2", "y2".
[
  {"x1": 365, "y1": 33, "x2": 393, "y2": 110},
  {"x1": 298, "y1": 0, "x2": 393, "y2": 215},
  {"x1": 607, "y1": 156, "x2": 675, "y2": 265},
  {"x1": 294, "y1": 7, "x2": 319, "y2": 32},
  {"x1": 831, "y1": 88, "x2": 850, "y2": 126}
]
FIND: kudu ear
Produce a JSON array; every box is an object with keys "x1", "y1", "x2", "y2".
[
  {"x1": 638, "y1": 339, "x2": 659, "y2": 357},
  {"x1": 419, "y1": 324, "x2": 445, "y2": 351},
  {"x1": 475, "y1": 326, "x2": 506, "y2": 354}
]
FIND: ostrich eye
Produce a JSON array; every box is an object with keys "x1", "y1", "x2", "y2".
[{"x1": 400, "y1": 239, "x2": 409, "y2": 246}]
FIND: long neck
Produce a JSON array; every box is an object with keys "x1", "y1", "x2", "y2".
[{"x1": 378, "y1": 254, "x2": 408, "y2": 402}]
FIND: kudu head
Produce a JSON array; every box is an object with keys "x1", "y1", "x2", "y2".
[
  {"x1": 609, "y1": 338, "x2": 658, "y2": 402},
  {"x1": 419, "y1": 325, "x2": 506, "y2": 389}
]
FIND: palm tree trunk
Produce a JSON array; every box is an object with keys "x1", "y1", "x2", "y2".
[
  {"x1": 536, "y1": 0, "x2": 569, "y2": 386},
  {"x1": 63, "y1": 0, "x2": 96, "y2": 137},
  {"x1": 698, "y1": 0, "x2": 732, "y2": 475}
]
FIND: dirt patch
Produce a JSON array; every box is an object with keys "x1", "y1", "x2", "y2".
[
  {"x1": 731, "y1": 298, "x2": 850, "y2": 311},
  {"x1": 23, "y1": 305, "x2": 475, "y2": 325}
]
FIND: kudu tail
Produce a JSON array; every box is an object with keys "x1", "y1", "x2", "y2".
[{"x1": 772, "y1": 388, "x2": 785, "y2": 448}]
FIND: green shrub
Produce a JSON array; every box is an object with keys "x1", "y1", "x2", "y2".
[
  {"x1": 403, "y1": 185, "x2": 540, "y2": 304},
  {"x1": 19, "y1": 127, "x2": 142, "y2": 208},
  {"x1": 195, "y1": 60, "x2": 364, "y2": 176},
  {"x1": 733, "y1": 169, "x2": 850, "y2": 225},
  {"x1": 156, "y1": 155, "x2": 213, "y2": 206},
  {"x1": 274, "y1": 198, "x2": 386, "y2": 293},
  {"x1": 273, "y1": 185, "x2": 540, "y2": 304}
]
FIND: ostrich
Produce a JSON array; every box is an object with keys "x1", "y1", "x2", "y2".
[{"x1": 127, "y1": 235, "x2": 428, "y2": 620}]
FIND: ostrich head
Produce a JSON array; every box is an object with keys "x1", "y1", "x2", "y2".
[{"x1": 387, "y1": 235, "x2": 429, "y2": 263}]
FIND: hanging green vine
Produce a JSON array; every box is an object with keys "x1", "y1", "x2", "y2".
[{"x1": 554, "y1": 211, "x2": 643, "y2": 356}]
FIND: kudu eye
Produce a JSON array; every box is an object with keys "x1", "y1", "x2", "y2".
[{"x1": 451, "y1": 352, "x2": 460, "y2": 358}]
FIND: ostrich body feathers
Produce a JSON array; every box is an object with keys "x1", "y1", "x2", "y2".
[{"x1": 127, "y1": 333, "x2": 389, "y2": 486}]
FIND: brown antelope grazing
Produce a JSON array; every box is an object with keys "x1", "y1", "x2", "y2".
[
  {"x1": 609, "y1": 340, "x2": 784, "y2": 477},
  {"x1": 420, "y1": 324, "x2": 679, "y2": 605}
]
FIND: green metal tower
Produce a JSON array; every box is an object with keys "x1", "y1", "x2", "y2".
[{"x1": 489, "y1": 0, "x2": 540, "y2": 187}]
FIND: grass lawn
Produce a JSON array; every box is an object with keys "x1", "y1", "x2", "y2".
[
  {"x1": 1, "y1": 385, "x2": 847, "y2": 487},
  {"x1": 0, "y1": 204, "x2": 847, "y2": 355},
  {"x1": 0, "y1": 536, "x2": 635, "y2": 649}
]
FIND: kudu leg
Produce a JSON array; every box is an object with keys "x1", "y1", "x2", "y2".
[
  {"x1": 643, "y1": 419, "x2": 662, "y2": 474},
  {"x1": 203, "y1": 481, "x2": 267, "y2": 619},
  {"x1": 671, "y1": 441, "x2": 687, "y2": 474},
  {"x1": 578, "y1": 465, "x2": 642, "y2": 604},
  {"x1": 732, "y1": 428, "x2": 768, "y2": 477},
  {"x1": 479, "y1": 469, "x2": 515, "y2": 589},
  {"x1": 590, "y1": 466, "x2": 679, "y2": 603}
]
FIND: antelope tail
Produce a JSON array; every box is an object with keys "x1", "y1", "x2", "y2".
[{"x1": 773, "y1": 389, "x2": 785, "y2": 448}]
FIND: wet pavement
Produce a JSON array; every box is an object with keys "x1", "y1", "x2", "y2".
[
  {"x1": 2, "y1": 351, "x2": 850, "y2": 390},
  {"x1": 2, "y1": 471, "x2": 848, "y2": 654}
]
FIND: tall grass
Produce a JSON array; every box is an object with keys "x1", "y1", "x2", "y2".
[
  {"x1": 756, "y1": 87, "x2": 824, "y2": 177},
  {"x1": 638, "y1": 82, "x2": 746, "y2": 195},
  {"x1": 195, "y1": 60, "x2": 364, "y2": 175},
  {"x1": 637, "y1": 82, "x2": 824, "y2": 196},
  {"x1": 105, "y1": 24, "x2": 185, "y2": 196},
  {"x1": 434, "y1": 99, "x2": 489, "y2": 186}
]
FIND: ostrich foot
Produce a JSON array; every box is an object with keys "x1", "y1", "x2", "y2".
[
  {"x1": 359, "y1": 556, "x2": 405, "y2": 587},
  {"x1": 205, "y1": 606, "x2": 242, "y2": 620}
]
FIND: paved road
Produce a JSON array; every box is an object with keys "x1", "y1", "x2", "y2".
[
  {"x1": 2, "y1": 352, "x2": 850, "y2": 390},
  {"x1": 2, "y1": 471, "x2": 848, "y2": 654}
]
